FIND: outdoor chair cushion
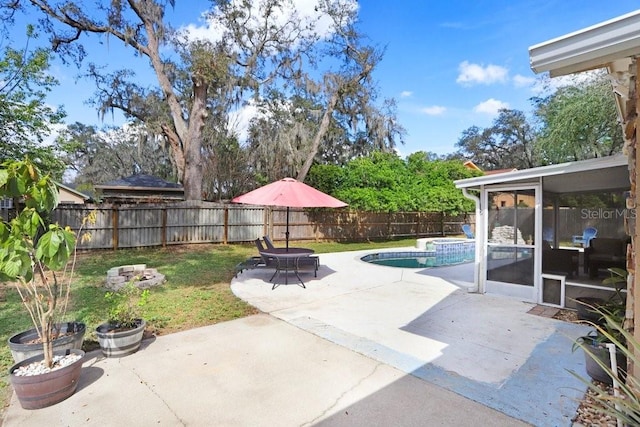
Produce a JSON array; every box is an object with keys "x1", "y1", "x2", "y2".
[{"x1": 586, "y1": 237, "x2": 628, "y2": 278}]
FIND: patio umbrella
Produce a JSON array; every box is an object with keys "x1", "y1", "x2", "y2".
[{"x1": 231, "y1": 177, "x2": 348, "y2": 249}]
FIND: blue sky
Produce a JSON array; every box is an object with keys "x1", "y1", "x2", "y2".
[
  {"x1": 9, "y1": 1, "x2": 640, "y2": 157},
  {"x1": 356, "y1": 1, "x2": 639, "y2": 156}
]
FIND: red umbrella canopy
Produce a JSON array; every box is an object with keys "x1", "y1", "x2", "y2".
[{"x1": 231, "y1": 178, "x2": 347, "y2": 208}]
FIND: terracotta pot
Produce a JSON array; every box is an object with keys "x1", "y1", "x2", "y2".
[
  {"x1": 95, "y1": 319, "x2": 146, "y2": 358},
  {"x1": 9, "y1": 349, "x2": 85, "y2": 410},
  {"x1": 8, "y1": 322, "x2": 86, "y2": 364}
]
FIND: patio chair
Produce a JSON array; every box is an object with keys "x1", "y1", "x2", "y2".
[
  {"x1": 572, "y1": 227, "x2": 597, "y2": 247},
  {"x1": 461, "y1": 224, "x2": 474, "y2": 239}
]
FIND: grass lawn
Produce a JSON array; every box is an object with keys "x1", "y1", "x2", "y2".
[{"x1": 0, "y1": 238, "x2": 418, "y2": 414}]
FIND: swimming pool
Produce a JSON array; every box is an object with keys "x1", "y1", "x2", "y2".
[{"x1": 361, "y1": 238, "x2": 475, "y2": 268}]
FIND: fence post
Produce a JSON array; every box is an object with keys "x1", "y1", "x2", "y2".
[
  {"x1": 223, "y1": 206, "x2": 229, "y2": 244},
  {"x1": 265, "y1": 208, "x2": 271, "y2": 239},
  {"x1": 112, "y1": 207, "x2": 119, "y2": 250},
  {"x1": 161, "y1": 207, "x2": 167, "y2": 247}
]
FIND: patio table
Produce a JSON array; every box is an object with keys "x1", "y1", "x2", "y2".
[{"x1": 260, "y1": 247, "x2": 315, "y2": 289}]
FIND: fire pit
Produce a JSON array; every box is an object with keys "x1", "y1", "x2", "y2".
[{"x1": 106, "y1": 264, "x2": 165, "y2": 291}]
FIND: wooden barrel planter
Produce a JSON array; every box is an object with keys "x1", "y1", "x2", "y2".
[
  {"x1": 96, "y1": 319, "x2": 146, "y2": 358},
  {"x1": 8, "y1": 322, "x2": 86, "y2": 364},
  {"x1": 9, "y1": 349, "x2": 85, "y2": 410}
]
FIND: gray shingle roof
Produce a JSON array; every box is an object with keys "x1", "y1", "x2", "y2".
[{"x1": 100, "y1": 174, "x2": 182, "y2": 189}]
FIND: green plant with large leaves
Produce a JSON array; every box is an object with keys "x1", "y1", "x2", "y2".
[{"x1": 0, "y1": 158, "x2": 94, "y2": 368}]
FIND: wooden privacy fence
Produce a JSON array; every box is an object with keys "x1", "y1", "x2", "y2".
[{"x1": 48, "y1": 202, "x2": 473, "y2": 250}]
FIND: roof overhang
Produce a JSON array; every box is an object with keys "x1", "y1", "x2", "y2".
[
  {"x1": 455, "y1": 155, "x2": 629, "y2": 193},
  {"x1": 529, "y1": 9, "x2": 640, "y2": 77}
]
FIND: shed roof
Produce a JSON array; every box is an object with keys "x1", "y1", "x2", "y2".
[{"x1": 96, "y1": 174, "x2": 183, "y2": 191}]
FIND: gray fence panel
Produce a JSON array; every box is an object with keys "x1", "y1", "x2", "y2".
[
  {"x1": 558, "y1": 208, "x2": 627, "y2": 241},
  {"x1": 166, "y1": 205, "x2": 225, "y2": 244},
  {"x1": 44, "y1": 203, "x2": 472, "y2": 250},
  {"x1": 118, "y1": 207, "x2": 164, "y2": 248},
  {"x1": 227, "y1": 207, "x2": 265, "y2": 242}
]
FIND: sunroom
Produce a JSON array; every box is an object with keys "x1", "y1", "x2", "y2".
[{"x1": 454, "y1": 154, "x2": 630, "y2": 309}]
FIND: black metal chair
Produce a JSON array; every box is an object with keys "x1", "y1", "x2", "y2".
[{"x1": 263, "y1": 235, "x2": 276, "y2": 250}]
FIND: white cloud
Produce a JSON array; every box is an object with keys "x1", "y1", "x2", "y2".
[
  {"x1": 400, "y1": 91, "x2": 413, "y2": 98},
  {"x1": 421, "y1": 105, "x2": 446, "y2": 116},
  {"x1": 473, "y1": 98, "x2": 509, "y2": 115},
  {"x1": 41, "y1": 121, "x2": 66, "y2": 147},
  {"x1": 513, "y1": 74, "x2": 535, "y2": 88},
  {"x1": 228, "y1": 101, "x2": 260, "y2": 142},
  {"x1": 456, "y1": 61, "x2": 508, "y2": 86}
]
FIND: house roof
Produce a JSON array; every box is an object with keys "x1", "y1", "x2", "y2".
[
  {"x1": 95, "y1": 174, "x2": 183, "y2": 191},
  {"x1": 454, "y1": 154, "x2": 629, "y2": 193},
  {"x1": 529, "y1": 9, "x2": 640, "y2": 77},
  {"x1": 484, "y1": 168, "x2": 518, "y2": 175},
  {"x1": 55, "y1": 182, "x2": 90, "y2": 201},
  {"x1": 463, "y1": 160, "x2": 518, "y2": 175},
  {"x1": 463, "y1": 160, "x2": 482, "y2": 171}
]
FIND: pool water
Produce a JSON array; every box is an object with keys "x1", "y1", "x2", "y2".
[{"x1": 361, "y1": 250, "x2": 474, "y2": 268}]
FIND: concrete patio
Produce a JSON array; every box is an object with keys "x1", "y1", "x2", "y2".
[
  {"x1": 231, "y1": 248, "x2": 592, "y2": 426},
  {"x1": 2, "y1": 247, "x2": 591, "y2": 426}
]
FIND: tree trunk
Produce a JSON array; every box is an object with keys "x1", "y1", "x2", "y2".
[
  {"x1": 297, "y1": 91, "x2": 339, "y2": 182},
  {"x1": 161, "y1": 123, "x2": 185, "y2": 179},
  {"x1": 41, "y1": 320, "x2": 53, "y2": 368},
  {"x1": 143, "y1": 11, "x2": 200, "y2": 199},
  {"x1": 181, "y1": 79, "x2": 209, "y2": 200}
]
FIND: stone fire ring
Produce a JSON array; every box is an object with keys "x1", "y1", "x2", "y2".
[{"x1": 106, "y1": 264, "x2": 165, "y2": 291}]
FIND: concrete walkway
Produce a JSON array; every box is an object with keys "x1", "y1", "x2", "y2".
[
  {"x1": 3, "y1": 248, "x2": 591, "y2": 426},
  {"x1": 231, "y1": 248, "x2": 592, "y2": 426}
]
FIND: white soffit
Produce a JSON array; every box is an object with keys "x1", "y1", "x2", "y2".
[
  {"x1": 529, "y1": 10, "x2": 640, "y2": 77},
  {"x1": 454, "y1": 155, "x2": 628, "y2": 191}
]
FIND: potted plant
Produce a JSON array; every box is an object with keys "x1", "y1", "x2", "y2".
[
  {"x1": 573, "y1": 268, "x2": 628, "y2": 385},
  {"x1": 0, "y1": 158, "x2": 95, "y2": 409},
  {"x1": 95, "y1": 279, "x2": 149, "y2": 357},
  {"x1": 573, "y1": 315, "x2": 626, "y2": 385},
  {"x1": 8, "y1": 321, "x2": 86, "y2": 364},
  {"x1": 570, "y1": 309, "x2": 640, "y2": 426}
]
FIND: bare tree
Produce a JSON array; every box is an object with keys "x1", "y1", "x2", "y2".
[
  {"x1": 58, "y1": 121, "x2": 175, "y2": 189},
  {"x1": 294, "y1": 0, "x2": 402, "y2": 182},
  {"x1": 6, "y1": 0, "x2": 334, "y2": 199},
  {"x1": 246, "y1": 0, "x2": 405, "y2": 182}
]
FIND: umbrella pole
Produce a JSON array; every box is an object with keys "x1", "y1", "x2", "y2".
[{"x1": 286, "y1": 207, "x2": 290, "y2": 251}]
